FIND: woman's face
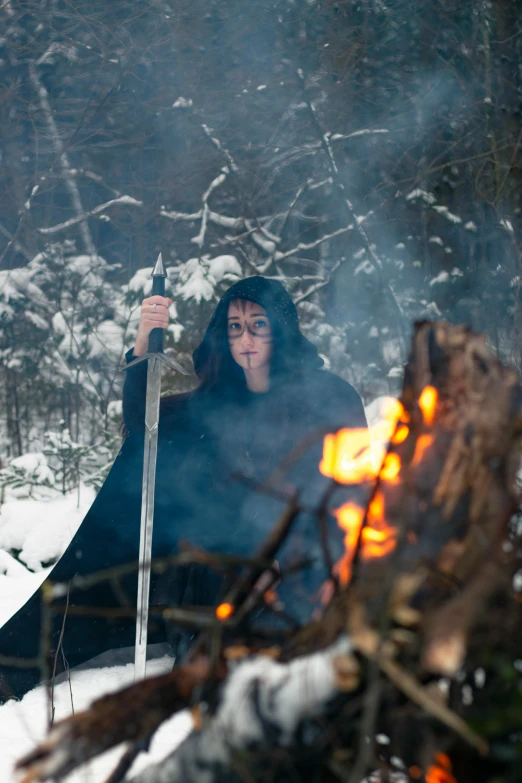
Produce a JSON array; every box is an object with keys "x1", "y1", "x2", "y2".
[{"x1": 227, "y1": 299, "x2": 273, "y2": 372}]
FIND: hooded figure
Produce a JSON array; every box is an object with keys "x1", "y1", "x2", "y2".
[{"x1": 0, "y1": 277, "x2": 367, "y2": 701}]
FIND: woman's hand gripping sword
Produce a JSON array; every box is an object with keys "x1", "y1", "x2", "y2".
[{"x1": 125, "y1": 253, "x2": 187, "y2": 680}]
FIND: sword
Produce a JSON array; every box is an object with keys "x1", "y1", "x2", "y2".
[{"x1": 125, "y1": 253, "x2": 187, "y2": 680}]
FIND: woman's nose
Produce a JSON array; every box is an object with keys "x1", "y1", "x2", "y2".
[{"x1": 239, "y1": 327, "x2": 254, "y2": 347}]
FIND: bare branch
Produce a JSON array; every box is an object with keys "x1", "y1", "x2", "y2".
[{"x1": 38, "y1": 196, "x2": 143, "y2": 235}]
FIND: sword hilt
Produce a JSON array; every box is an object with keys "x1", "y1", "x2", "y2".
[{"x1": 149, "y1": 253, "x2": 167, "y2": 354}]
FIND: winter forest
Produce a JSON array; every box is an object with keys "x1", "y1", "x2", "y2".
[{"x1": 1, "y1": 1, "x2": 522, "y2": 782}]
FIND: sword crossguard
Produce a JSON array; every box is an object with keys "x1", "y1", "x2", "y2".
[{"x1": 124, "y1": 352, "x2": 188, "y2": 375}]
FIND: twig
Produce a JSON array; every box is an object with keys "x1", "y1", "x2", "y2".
[
  {"x1": 379, "y1": 656, "x2": 488, "y2": 755},
  {"x1": 49, "y1": 550, "x2": 281, "y2": 599},
  {"x1": 50, "y1": 585, "x2": 70, "y2": 727},
  {"x1": 222, "y1": 492, "x2": 300, "y2": 612}
]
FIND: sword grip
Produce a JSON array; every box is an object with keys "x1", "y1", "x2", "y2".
[{"x1": 149, "y1": 273, "x2": 165, "y2": 354}]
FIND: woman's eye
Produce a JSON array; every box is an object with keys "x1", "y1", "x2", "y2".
[
  {"x1": 229, "y1": 323, "x2": 240, "y2": 330},
  {"x1": 254, "y1": 320, "x2": 268, "y2": 329}
]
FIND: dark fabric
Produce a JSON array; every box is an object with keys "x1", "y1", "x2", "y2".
[{"x1": 0, "y1": 277, "x2": 367, "y2": 701}]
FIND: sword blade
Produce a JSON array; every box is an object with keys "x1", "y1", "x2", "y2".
[{"x1": 134, "y1": 355, "x2": 162, "y2": 679}]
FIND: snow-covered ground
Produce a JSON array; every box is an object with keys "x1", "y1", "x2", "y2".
[
  {"x1": 0, "y1": 481, "x2": 194, "y2": 782},
  {"x1": 0, "y1": 399, "x2": 390, "y2": 781},
  {"x1": 0, "y1": 654, "x2": 193, "y2": 782},
  {"x1": 0, "y1": 486, "x2": 95, "y2": 627}
]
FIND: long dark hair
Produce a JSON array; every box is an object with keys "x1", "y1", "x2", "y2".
[{"x1": 192, "y1": 276, "x2": 323, "y2": 394}]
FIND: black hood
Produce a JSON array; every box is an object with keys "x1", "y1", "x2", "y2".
[{"x1": 192, "y1": 276, "x2": 323, "y2": 388}]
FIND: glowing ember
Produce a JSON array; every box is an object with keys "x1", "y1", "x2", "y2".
[
  {"x1": 419, "y1": 385, "x2": 438, "y2": 426},
  {"x1": 216, "y1": 602, "x2": 234, "y2": 621},
  {"x1": 425, "y1": 752, "x2": 457, "y2": 783}
]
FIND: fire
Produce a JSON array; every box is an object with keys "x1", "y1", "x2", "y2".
[
  {"x1": 216, "y1": 602, "x2": 234, "y2": 621},
  {"x1": 411, "y1": 433, "x2": 434, "y2": 468},
  {"x1": 319, "y1": 389, "x2": 438, "y2": 587},
  {"x1": 319, "y1": 399, "x2": 407, "y2": 583},
  {"x1": 425, "y1": 753, "x2": 457, "y2": 783},
  {"x1": 332, "y1": 502, "x2": 365, "y2": 586},
  {"x1": 319, "y1": 398, "x2": 410, "y2": 485},
  {"x1": 320, "y1": 428, "x2": 374, "y2": 484},
  {"x1": 380, "y1": 453, "x2": 401, "y2": 482},
  {"x1": 419, "y1": 385, "x2": 438, "y2": 426},
  {"x1": 362, "y1": 490, "x2": 397, "y2": 560}
]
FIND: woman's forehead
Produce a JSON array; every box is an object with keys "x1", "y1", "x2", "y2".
[{"x1": 227, "y1": 299, "x2": 268, "y2": 317}]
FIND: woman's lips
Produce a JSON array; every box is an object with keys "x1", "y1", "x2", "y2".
[{"x1": 241, "y1": 351, "x2": 258, "y2": 355}]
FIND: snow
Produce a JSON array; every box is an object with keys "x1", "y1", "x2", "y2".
[
  {"x1": 206, "y1": 254, "x2": 242, "y2": 284},
  {"x1": 405, "y1": 188, "x2": 436, "y2": 205},
  {"x1": 172, "y1": 96, "x2": 193, "y2": 108},
  {"x1": 0, "y1": 483, "x2": 95, "y2": 573},
  {"x1": 8, "y1": 452, "x2": 55, "y2": 488},
  {"x1": 88, "y1": 319, "x2": 125, "y2": 359},
  {"x1": 217, "y1": 636, "x2": 351, "y2": 746},
  {"x1": 432, "y1": 205, "x2": 462, "y2": 224},
  {"x1": 127, "y1": 267, "x2": 153, "y2": 295},
  {"x1": 177, "y1": 258, "x2": 215, "y2": 302},
  {"x1": 0, "y1": 484, "x2": 191, "y2": 782},
  {"x1": 0, "y1": 656, "x2": 193, "y2": 783},
  {"x1": 429, "y1": 271, "x2": 450, "y2": 286}
]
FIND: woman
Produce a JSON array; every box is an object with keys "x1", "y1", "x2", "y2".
[
  {"x1": 0, "y1": 277, "x2": 366, "y2": 699},
  {"x1": 124, "y1": 276, "x2": 367, "y2": 655}
]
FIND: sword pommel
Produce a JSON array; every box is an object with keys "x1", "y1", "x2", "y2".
[{"x1": 151, "y1": 252, "x2": 167, "y2": 279}]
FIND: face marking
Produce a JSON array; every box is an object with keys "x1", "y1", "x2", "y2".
[{"x1": 227, "y1": 299, "x2": 273, "y2": 374}]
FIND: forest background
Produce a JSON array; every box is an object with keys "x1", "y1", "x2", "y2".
[{"x1": 0, "y1": 0, "x2": 521, "y2": 493}]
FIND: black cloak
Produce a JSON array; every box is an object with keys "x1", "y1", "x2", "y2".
[{"x1": 0, "y1": 277, "x2": 367, "y2": 701}]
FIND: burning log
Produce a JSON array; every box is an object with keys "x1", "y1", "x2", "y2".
[{"x1": 15, "y1": 322, "x2": 522, "y2": 783}]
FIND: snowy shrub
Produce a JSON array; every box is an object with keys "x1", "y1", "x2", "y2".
[{"x1": 0, "y1": 453, "x2": 55, "y2": 499}]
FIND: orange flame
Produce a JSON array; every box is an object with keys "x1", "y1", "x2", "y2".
[
  {"x1": 380, "y1": 453, "x2": 401, "y2": 482},
  {"x1": 320, "y1": 428, "x2": 374, "y2": 484},
  {"x1": 411, "y1": 433, "x2": 434, "y2": 468},
  {"x1": 216, "y1": 602, "x2": 234, "y2": 621},
  {"x1": 426, "y1": 753, "x2": 456, "y2": 783},
  {"x1": 362, "y1": 490, "x2": 397, "y2": 560},
  {"x1": 320, "y1": 399, "x2": 410, "y2": 583},
  {"x1": 320, "y1": 398, "x2": 411, "y2": 486},
  {"x1": 392, "y1": 423, "x2": 409, "y2": 444},
  {"x1": 419, "y1": 385, "x2": 438, "y2": 426},
  {"x1": 319, "y1": 388, "x2": 440, "y2": 590},
  {"x1": 332, "y1": 502, "x2": 365, "y2": 586}
]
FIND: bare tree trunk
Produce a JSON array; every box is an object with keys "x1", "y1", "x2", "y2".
[{"x1": 28, "y1": 63, "x2": 96, "y2": 257}]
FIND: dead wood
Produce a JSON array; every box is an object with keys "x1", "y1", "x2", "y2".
[{"x1": 16, "y1": 657, "x2": 222, "y2": 783}]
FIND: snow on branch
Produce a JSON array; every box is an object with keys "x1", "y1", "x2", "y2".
[
  {"x1": 37, "y1": 196, "x2": 143, "y2": 235},
  {"x1": 191, "y1": 167, "x2": 230, "y2": 248}
]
